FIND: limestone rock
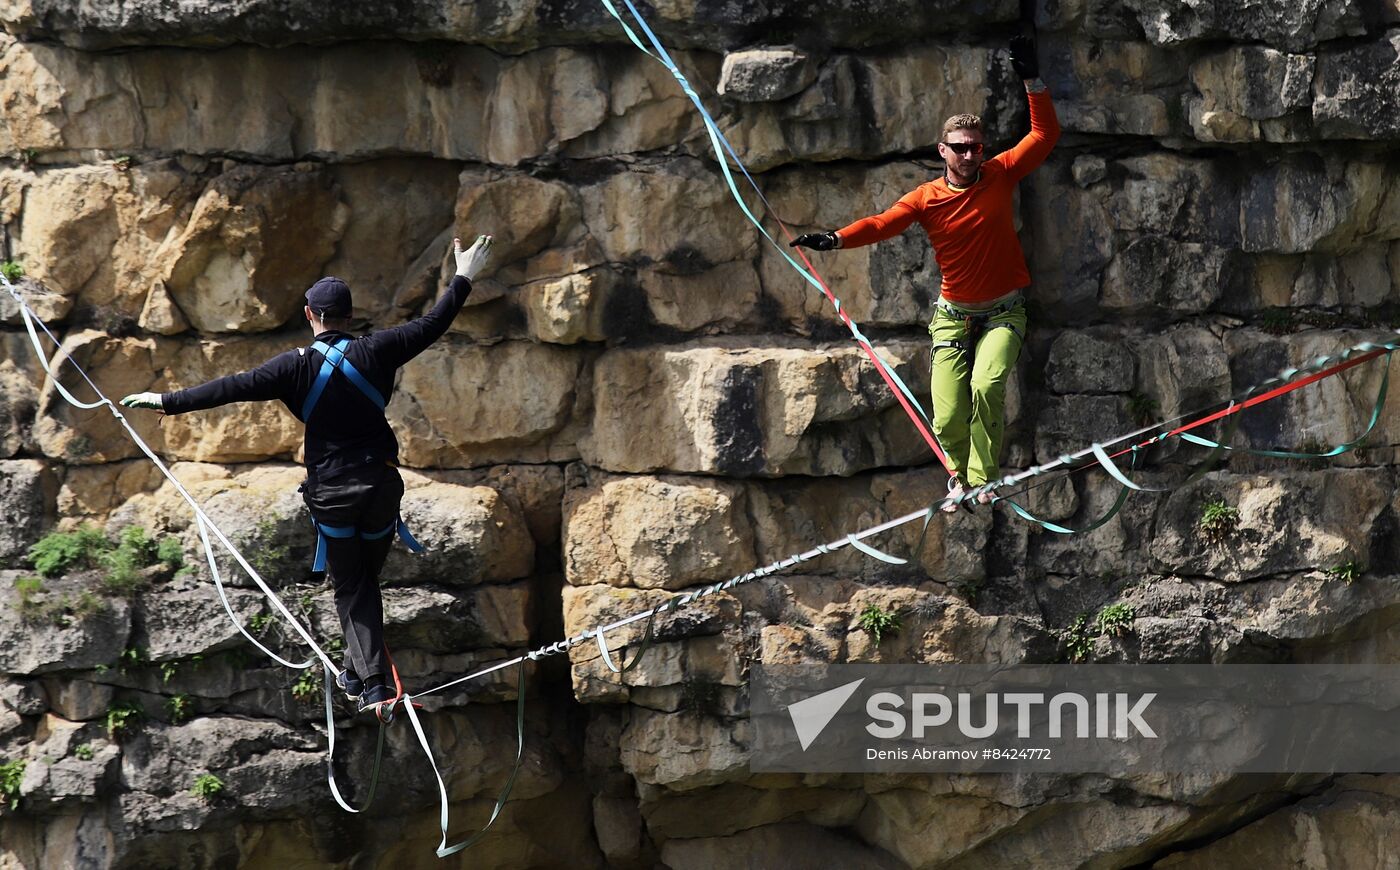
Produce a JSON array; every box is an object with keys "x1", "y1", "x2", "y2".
[
  {"x1": 1072, "y1": 155, "x2": 1107, "y2": 188},
  {"x1": 1045, "y1": 331, "x2": 1135, "y2": 394},
  {"x1": 1312, "y1": 30, "x2": 1400, "y2": 139},
  {"x1": 0, "y1": 0, "x2": 1020, "y2": 51},
  {"x1": 640, "y1": 262, "x2": 761, "y2": 335},
  {"x1": 1106, "y1": 154, "x2": 1240, "y2": 245},
  {"x1": 1239, "y1": 155, "x2": 1400, "y2": 254},
  {"x1": 135, "y1": 585, "x2": 267, "y2": 662},
  {"x1": 136, "y1": 281, "x2": 189, "y2": 336},
  {"x1": 16, "y1": 716, "x2": 119, "y2": 808},
  {"x1": 1124, "y1": 0, "x2": 1365, "y2": 50},
  {"x1": 725, "y1": 46, "x2": 1013, "y2": 171},
  {"x1": 383, "y1": 480, "x2": 534, "y2": 587},
  {"x1": 520, "y1": 269, "x2": 612, "y2": 345},
  {"x1": 1187, "y1": 46, "x2": 1315, "y2": 143},
  {"x1": 40, "y1": 678, "x2": 113, "y2": 722},
  {"x1": 0, "y1": 276, "x2": 72, "y2": 326},
  {"x1": 453, "y1": 170, "x2": 580, "y2": 287},
  {"x1": 1155, "y1": 775, "x2": 1400, "y2": 868},
  {"x1": 563, "y1": 473, "x2": 754, "y2": 590},
  {"x1": 1035, "y1": 394, "x2": 1133, "y2": 461},
  {"x1": 578, "y1": 158, "x2": 758, "y2": 271},
  {"x1": 390, "y1": 337, "x2": 585, "y2": 467},
  {"x1": 1149, "y1": 471, "x2": 1387, "y2": 582},
  {"x1": 321, "y1": 159, "x2": 462, "y2": 325},
  {"x1": 1100, "y1": 237, "x2": 1231, "y2": 316},
  {"x1": 0, "y1": 39, "x2": 703, "y2": 167},
  {"x1": 1223, "y1": 329, "x2": 1399, "y2": 457},
  {"x1": 619, "y1": 706, "x2": 749, "y2": 790},
  {"x1": 0, "y1": 460, "x2": 56, "y2": 566},
  {"x1": 159, "y1": 164, "x2": 347, "y2": 333},
  {"x1": 719, "y1": 48, "x2": 819, "y2": 102},
  {"x1": 30, "y1": 332, "x2": 304, "y2": 465},
  {"x1": 0, "y1": 584, "x2": 130, "y2": 674},
  {"x1": 1130, "y1": 326, "x2": 1232, "y2": 429},
  {"x1": 562, "y1": 584, "x2": 742, "y2": 703},
  {"x1": 1049, "y1": 36, "x2": 1180, "y2": 137},
  {"x1": 581, "y1": 338, "x2": 932, "y2": 476},
  {"x1": 662, "y1": 822, "x2": 904, "y2": 869},
  {"x1": 383, "y1": 582, "x2": 532, "y2": 651},
  {"x1": 1, "y1": 162, "x2": 210, "y2": 318}
]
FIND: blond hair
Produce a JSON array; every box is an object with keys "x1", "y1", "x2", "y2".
[{"x1": 941, "y1": 113, "x2": 983, "y2": 139}]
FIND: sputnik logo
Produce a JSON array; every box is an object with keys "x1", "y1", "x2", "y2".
[{"x1": 787, "y1": 678, "x2": 865, "y2": 750}]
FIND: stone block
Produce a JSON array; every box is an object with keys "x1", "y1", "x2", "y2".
[
  {"x1": 719, "y1": 48, "x2": 818, "y2": 102},
  {"x1": 1046, "y1": 332, "x2": 1135, "y2": 394}
]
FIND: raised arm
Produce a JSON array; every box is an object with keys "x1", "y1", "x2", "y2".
[
  {"x1": 368, "y1": 234, "x2": 493, "y2": 369},
  {"x1": 993, "y1": 36, "x2": 1060, "y2": 182}
]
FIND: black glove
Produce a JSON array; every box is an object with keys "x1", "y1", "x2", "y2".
[
  {"x1": 1009, "y1": 35, "x2": 1039, "y2": 80},
  {"x1": 790, "y1": 231, "x2": 839, "y2": 251}
]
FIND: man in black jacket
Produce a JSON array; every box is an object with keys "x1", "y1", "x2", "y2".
[{"x1": 121, "y1": 234, "x2": 494, "y2": 714}]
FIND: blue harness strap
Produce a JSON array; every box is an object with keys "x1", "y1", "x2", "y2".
[
  {"x1": 302, "y1": 338, "x2": 387, "y2": 421},
  {"x1": 301, "y1": 338, "x2": 422, "y2": 571},
  {"x1": 312, "y1": 515, "x2": 424, "y2": 573}
]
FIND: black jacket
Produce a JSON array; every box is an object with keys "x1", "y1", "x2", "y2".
[{"x1": 162, "y1": 276, "x2": 473, "y2": 479}]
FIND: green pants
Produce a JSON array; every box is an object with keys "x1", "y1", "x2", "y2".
[{"x1": 928, "y1": 300, "x2": 1027, "y2": 486}]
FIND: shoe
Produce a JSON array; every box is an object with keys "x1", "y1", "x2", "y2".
[
  {"x1": 975, "y1": 487, "x2": 994, "y2": 505},
  {"x1": 357, "y1": 683, "x2": 396, "y2": 715},
  {"x1": 335, "y1": 669, "x2": 364, "y2": 700}
]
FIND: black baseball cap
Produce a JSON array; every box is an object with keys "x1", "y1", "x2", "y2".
[{"x1": 305, "y1": 277, "x2": 352, "y2": 317}]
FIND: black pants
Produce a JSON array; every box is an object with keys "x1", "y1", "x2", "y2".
[{"x1": 302, "y1": 464, "x2": 404, "y2": 681}]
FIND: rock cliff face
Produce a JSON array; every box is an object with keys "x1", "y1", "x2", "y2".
[{"x1": 2, "y1": 1, "x2": 1399, "y2": 868}]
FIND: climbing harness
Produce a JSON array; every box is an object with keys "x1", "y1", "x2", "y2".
[
  {"x1": 930, "y1": 295, "x2": 1026, "y2": 355},
  {"x1": 301, "y1": 337, "x2": 424, "y2": 571}
]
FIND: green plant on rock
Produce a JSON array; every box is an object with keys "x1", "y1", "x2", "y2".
[
  {"x1": 0, "y1": 260, "x2": 23, "y2": 283},
  {"x1": 0, "y1": 759, "x2": 25, "y2": 812},
  {"x1": 1065, "y1": 613, "x2": 1095, "y2": 663},
  {"x1": 248, "y1": 519, "x2": 289, "y2": 580},
  {"x1": 247, "y1": 611, "x2": 273, "y2": 634},
  {"x1": 856, "y1": 604, "x2": 902, "y2": 646},
  {"x1": 166, "y1": 693, "x2": 194, "y2": 725},
  {"x1": 117, "y1": 645, "x2": 147, "y2": 673},
  {"x1": 1127, "y1": 392, "x2": 1160, "y2": 427},
  {"x1": 190, "y1": 773, "x2": 224, "y2": 801},
  {"x1": 28, "y1": 525, "x2": 110, "y2": 578},
  {"x1": 12, "y1": 576, "x2": 44, "y2": 620},
  {"x1": 1197, "y1": 497, "x2": 1240, "y2": 545},
  {"x1": 105, "y1": 700, "x2": 145, "y2": 740},
  {"x1": 73, "y1": 744, "x2": 94, "y2": 762},
  {"x1": 1324, "y1": 561, "x2": 1364, "y2": 585},
  {"x1": 1094, "y1": 602, "x2": 1136, "y2": 637},
  {"x1": 290, "y1": 670, "x2": 319, "y2": 705},
  {"x1": 156, "y1": 536, "x2": 184, "y2": 570},
  {"x1": 100, "y1": 525, "x2": 166, "y2": 596},
  {"x1": 13, "y1": 577, "x2": 105, "y2": 626}
]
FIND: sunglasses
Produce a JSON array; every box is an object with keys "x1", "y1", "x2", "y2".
[{"x1": 941, "y1": 141, "x2": 985, "y2": 156}]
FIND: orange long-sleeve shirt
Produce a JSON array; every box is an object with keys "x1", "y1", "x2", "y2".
[{"x1": 835, "y1": 90, "x2": 1060, "y2": 305}]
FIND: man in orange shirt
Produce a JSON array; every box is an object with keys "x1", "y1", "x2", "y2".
[{"x1": 792, "y1": 36, "x2": 1058, "y2": 511}]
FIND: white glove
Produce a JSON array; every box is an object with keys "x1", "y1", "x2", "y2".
[
  {"x1": 453, "y1": 234, "x2": 493, "y2": 281},
  {"x1": 119, "y1": 392, "x2": 164, "y2": 411}
]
